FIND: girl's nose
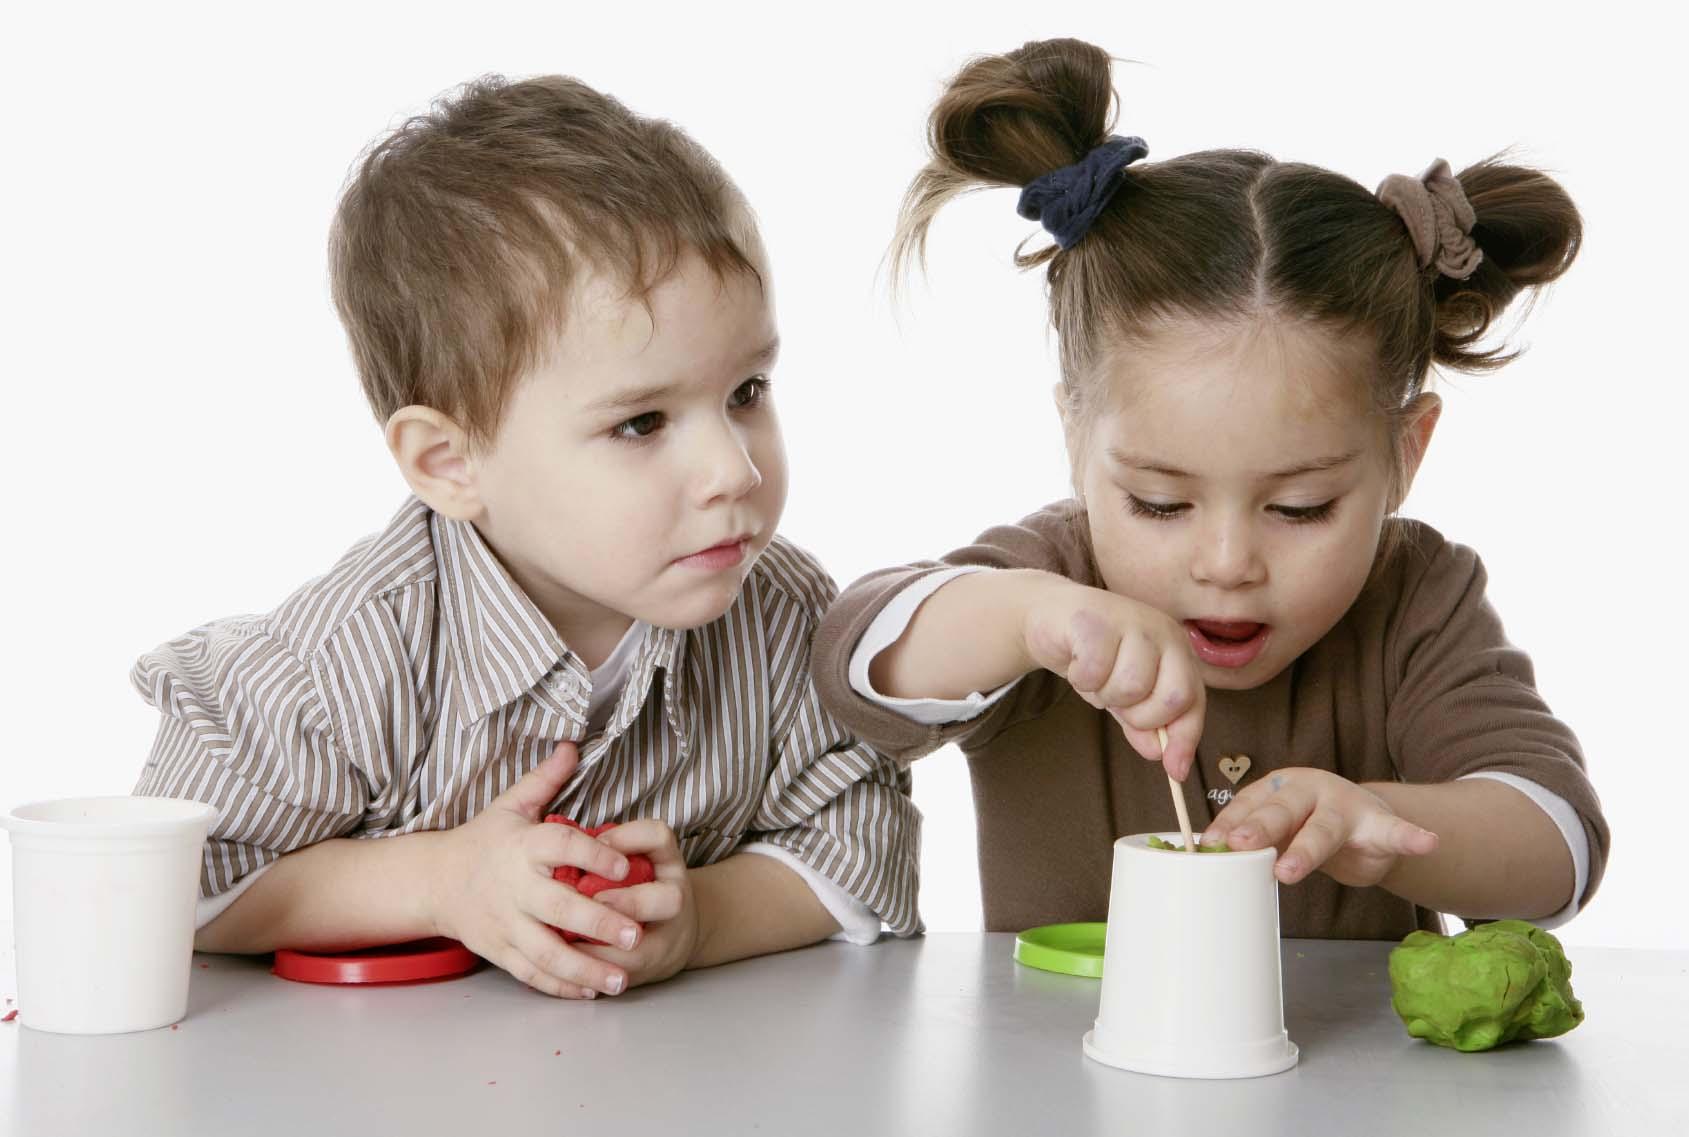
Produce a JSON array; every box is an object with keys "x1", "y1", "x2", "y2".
[{"x1": 1190, "y1": 520, "x2": 1266, "y2": 589}]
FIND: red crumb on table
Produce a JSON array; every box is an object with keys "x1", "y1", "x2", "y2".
[
  {"x1": 171, "y1": 1024, "x2": 179, "y2": 1031},
  {"x1": 554, "y1": 1050, "x2": 561, "y2": 1056},
  {"x1": 198, "y1": 963, "x2": 210, "y2": 969},
  {"x1": 487, "y1": 1081, "x2": 496, "y2": 1086},
  {"x1": 2, "y1": 1010, "x2": 18, "y2": 1023}
]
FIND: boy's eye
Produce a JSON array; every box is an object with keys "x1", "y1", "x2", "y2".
[
  {"x1": 1270, "y1": 500, "x2": 1337, "y2": 524},
  {"x1": 730, "y1": 376, "x2": 770, "y2": 409},
  {"x1": 613, "y1": 411, "x2": 664, "y2": 441},
  {"x1": 1126, "y1": 494, "x2": 1189, "y2": 520}
]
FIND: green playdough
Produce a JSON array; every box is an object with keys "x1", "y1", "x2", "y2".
[
  {"x1": 1146, "y1": 835, "x2": 1231, "y2": 852},
  {"x1": 1388, "y1": 919, "x2": 1584, "y2": 1052}
]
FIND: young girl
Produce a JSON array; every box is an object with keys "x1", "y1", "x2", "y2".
[{"x1": 812, "y1": 37, "x2": 1608, "y2": 940}]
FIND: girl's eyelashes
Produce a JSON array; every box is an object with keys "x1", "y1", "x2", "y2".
[
  {"x1": 1124, "y1": 493, "x2": 1340, "y2": 523},
  {"x1": 1270, "y1": 500, "x2": 1338, "y2": 524},
  {"x1": 1125, "y1": 494, "x2": 1189, "y2": 520}
]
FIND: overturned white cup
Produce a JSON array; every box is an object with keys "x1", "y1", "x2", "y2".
[
  {"x1": 1082, "y1": 832, "x2": 1299, "y2": 1079},
  {"x1": 2, "y1": 795, "x2": 216, "y2": 1034}
]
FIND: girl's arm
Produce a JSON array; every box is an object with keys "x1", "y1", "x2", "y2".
[
  {"x1": 1204, "y1": 769, "x2": 1576, "y2": 921},
  {"x1": 1368, "y1": 777, "x2": 1574, "y2": 920},
  {"x1": 867, "y1": 568, "x2": 1205, "y2": 778},
  {"x1": 867, "y1": 569, "x2": 1061, "y2": 699}
]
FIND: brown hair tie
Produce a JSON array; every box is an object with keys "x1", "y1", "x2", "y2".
[{"x1": 1376, "y1": 158, "x2": 1483, "y2": 280}]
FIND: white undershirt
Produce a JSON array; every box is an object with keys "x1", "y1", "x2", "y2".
[{"x1": 847, "y1": 566, "x2": 1591, "y2": 928}]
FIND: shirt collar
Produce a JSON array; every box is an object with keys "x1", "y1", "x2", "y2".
[
  {"x1": 433, "y1": 510, "x2": 576, "y2": 724},
  {"x1": 431, "y1": 507, "x2": 693, "y2": 740}
]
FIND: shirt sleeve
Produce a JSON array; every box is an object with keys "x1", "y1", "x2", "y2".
[
  {"x1": 737, "y1": 842, "x2": 882, "y2": 944},
  {"x1": 1384, "y1": 531, "x2": 1611, "y2": 916},
  {"x1": 813, "y1": 502, "x2": 1092, "y2": 762},
  {"x1": 848, "y1": 565, "x2": 1019, "y2": 724},
  {"x1": 1457, "y1": 773, "x2": 1589, "y2": 929},
  {"x1": 131, "y1": 615, "x2": 372, "y2": 902},
  {"x1": 743, "y1": 542, "x2": 924, "y2": 937}
]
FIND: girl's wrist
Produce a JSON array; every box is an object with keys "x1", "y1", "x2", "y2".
[{"x1": 1011, "y1": 569, "x2": 1085, "y2": 670}]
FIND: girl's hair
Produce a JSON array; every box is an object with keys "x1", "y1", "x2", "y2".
[{"x1": 894, "y1": 38, "x2": 1581, "y2": 482}]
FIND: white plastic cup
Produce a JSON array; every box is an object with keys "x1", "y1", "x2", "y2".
[
  {"x1": 1082, "y1": 832, "x2": 1299, "y2": 1079},
  {"x1": 2, "y1": 795, "x2": 216, "y2": 1034}
]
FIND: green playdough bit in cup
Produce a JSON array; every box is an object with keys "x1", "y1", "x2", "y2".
[
  {"x1": 1388, "y1": 919, "x2": 1584, "y2": 1052},
  {"x1": 1146, "y1": 835, "x2": 1231, "y2": 853}
]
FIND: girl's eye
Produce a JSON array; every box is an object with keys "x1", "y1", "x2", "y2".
[
  {"x1": 612, "y1": 411, "x2": 664, "y2": 442},
  {"x1": 1271, "y1": 500, "x2": 1337, "y2": 524},
  {"x1": 1126, "y1": 494, "x2": 1189, "y2": 520},
  {"x1": 730, "y1": 376, "x2": 770, "y2": 410}
]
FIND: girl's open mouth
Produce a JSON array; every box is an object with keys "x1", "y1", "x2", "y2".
[{"x1": 1185, "y1": 619, "x2": 1269, "y2": 669}]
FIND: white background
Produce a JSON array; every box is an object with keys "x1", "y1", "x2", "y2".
[{"x1": 4, "y1": 1, "x2": 1683, "y2": 950}]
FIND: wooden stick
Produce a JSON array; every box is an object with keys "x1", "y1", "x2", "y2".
[{"x1": 1159, "y1": 727, "x2": 1196, "y2": 852}]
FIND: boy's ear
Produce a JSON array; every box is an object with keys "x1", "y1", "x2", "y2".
[
  {"x1": 385, "y1": 406, "x2": 483, "y2": 521},
  {"x1": 1389, "y1": 392, "x2": 1443, "y2": 512}
]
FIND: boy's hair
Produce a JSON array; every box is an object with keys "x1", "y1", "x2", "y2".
[
  {"x1": 893, "y1": 38, "x2": 1581, "y2": 488},
  {"x1": 331, "y1": 75, "x2": 762, "y2": 446}
]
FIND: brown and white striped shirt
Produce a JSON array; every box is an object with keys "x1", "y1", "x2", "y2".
[{"x1": 132, "y1": 497, "x2": 921, "y2": 936}]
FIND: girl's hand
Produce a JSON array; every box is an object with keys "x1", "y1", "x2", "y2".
[
  {"x1": 572, "y1": 820, "x2": 695, "y2": 990},
  {"x1": 428, "y1": 741, "x2": 645, "y2": 999},
  {"x1": 1021, "y1": 580, "x2": 1205, "y2": 780},
  {"x1": 1204, "y1": 768, "x2": 1439, "y2": 886}
]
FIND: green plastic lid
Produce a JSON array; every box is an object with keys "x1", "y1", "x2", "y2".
[{"x1": 1013, "y1": 922, "x2": 1107, "y2": 978}]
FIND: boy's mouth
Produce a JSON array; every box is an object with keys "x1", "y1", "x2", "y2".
[
  {"x1": 1185, "y1": 619, "x2": 1270, "y2": 669},
  {"x1": 673, "y1": 536, "x2": 752, "y2": 571}
]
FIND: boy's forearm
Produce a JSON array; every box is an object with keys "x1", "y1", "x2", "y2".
[
  {"x1": 686, "y1": 853, "x2": 843, "y2": 969},
  {"x1": 194, "y1": 831, "x2": 450, "y2": 954},
  {"x1": 867, "y1": 569, "x2": 1065, "y2": 700},
  {"x1": 1368, "y1": 778, "x2": 1576, "y2": 921}
]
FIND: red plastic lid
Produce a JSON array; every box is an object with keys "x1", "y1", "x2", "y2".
[{"x1": 272, "y1": 938, "x2": 480, "y2": 985}]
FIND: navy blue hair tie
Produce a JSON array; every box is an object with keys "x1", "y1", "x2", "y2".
[{"x1": 1016, "y1": 135, "x2": 1149, "y2": 250}]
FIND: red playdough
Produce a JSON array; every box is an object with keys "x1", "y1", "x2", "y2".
[{"x1": 544, "y1": 816, "x2": 655, "y2": 944}]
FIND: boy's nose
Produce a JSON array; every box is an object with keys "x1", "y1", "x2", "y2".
[{"x1": 695, "y1": 424, "x2": 763, "y2": 506}]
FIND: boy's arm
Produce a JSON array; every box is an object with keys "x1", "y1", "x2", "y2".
[
  {"x1": 131, "y1": 621, "x2": 375, "y2": 927},
  {"x1": 686, "y1": 853, "x2": 842, "y2": 968},
  {"x1": 193, "y1": 830, "x2": 448, "y2": 953}
]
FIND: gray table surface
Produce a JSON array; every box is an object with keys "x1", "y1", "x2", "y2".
[{"x1": 1, "y1": 928, "x2": 1685, "y2": 1136}]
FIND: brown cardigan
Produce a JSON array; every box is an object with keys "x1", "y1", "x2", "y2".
[{"x1": 813, "y1": 501, "x2": 1609, "y2": 940}]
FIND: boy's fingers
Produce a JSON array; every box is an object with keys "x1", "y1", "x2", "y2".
[
  {"x1": 509, "y1": 921, "x2": 628, "y2": 997},
  {"x1": 481, "y1": 935, "x2": 597, "y2": 1000},
  {"x1": 498, "y1": 741, "x2": 581, "y2": 820},
  {"x1": 596, "y1": 820, "x2": 684, "y2": 871},
  {"x1": 530, "y1": 822, "x2": 630, "y2": 882},
  {"x1": 594, "y1": 880, "x2": 684, "y2": 923},
  {"x1": 532, "y1": 879, "x2": 642, "y2": 953}
]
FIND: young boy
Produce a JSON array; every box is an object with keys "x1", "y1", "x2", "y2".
[{"x1": 130, "y1": 75, "x2": 920, "y2": 1000}]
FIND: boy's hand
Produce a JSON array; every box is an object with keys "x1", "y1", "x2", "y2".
[
  {"x1": 1021, "y1": 580, "x2": 1205, "y2": 780},
  {"x1": 572, "y1": 820, "x2": 695, "y2": 989},
  {"x1": 1204, "y1": 767, "x2": 1439, "y2": 886},
  {"x1": 428, "y1": 741, "x2": 645, "y2": 1000}
]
